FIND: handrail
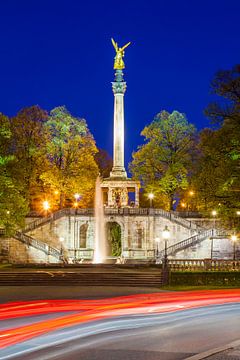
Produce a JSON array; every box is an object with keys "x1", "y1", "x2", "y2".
[
  {"x1": 159, "y1": 229, "x2": 229, "y2": 257},
  {"x1": 14, "y1": 231, "x2": 61, "y2": 259}
]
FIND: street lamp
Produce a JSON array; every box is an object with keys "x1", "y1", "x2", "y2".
[
  {"x1": 155, "y1": 237, "x2": 160, "y2": 263},
  {"x1": 148, "y1": 193, "x2": 154, "y2": 208},
  {"x1": 59, "y1": 237, "x2": 64, "y2": 263},
  {"x1": 73, "y1": 194, "x2": 81, "y2": 262},
  {"x1": 188, "y1": 190, "x2": 195, "y2": 211},
  {"x1": 162, "y1": 225, "x2": 170, "y2": 269},
  {"x1": 231, "y1": 234, "x2": 238, "y2": 261},
  {"x1": 74, "y1": 193, "x2": 80, "y2": 201},
  {"x1": 211, "y1": 210, "x2": 217, "y2": 259},
  {"x1": 42, "y1": 200, "x2": 50, "y2": 216}
]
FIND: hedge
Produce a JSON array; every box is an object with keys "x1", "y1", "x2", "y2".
[{"x1": 169, "y1": 271, "x2": 240, "y2": 286}]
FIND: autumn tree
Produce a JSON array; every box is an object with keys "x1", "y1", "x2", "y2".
[
  {"x1": 9, "y1": 105, "x2": 49, "y2": 209},
  {"x1": 193, "y1": 65, "x2": 240, "y2": 223},
  {"x1": 41, "y1": 106, "x2": 99, "y2": 208},
  {"x1": 130, "y1": 110, "x2": 197, "y2": 210},
  {"x1": 0, "y1": 113, "x2": 28, "y2": 234}
]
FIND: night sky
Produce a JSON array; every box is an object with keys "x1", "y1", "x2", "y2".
[{"x1": 0, "y1": 0, "x2": 239, "y2": 168}]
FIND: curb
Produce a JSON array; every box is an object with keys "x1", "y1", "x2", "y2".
[{"x1": 184, "y1": 339, "x2": 240, "y2": 360}]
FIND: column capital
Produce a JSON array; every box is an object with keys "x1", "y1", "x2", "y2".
[{"x1": 112, "y1": 81, "x2": 126, "y2": 94}]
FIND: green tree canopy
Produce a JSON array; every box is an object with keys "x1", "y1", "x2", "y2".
[
  {"x1": 130, "y1": 110, "x2": 197, "y2": 210},
  {"x1": 0, "y1": 113, "x2": 28, "y2": 234}
]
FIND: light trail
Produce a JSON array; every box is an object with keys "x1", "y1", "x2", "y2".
[{"x1": 0, "y1": 290, "x2": 239, "y2": 350}]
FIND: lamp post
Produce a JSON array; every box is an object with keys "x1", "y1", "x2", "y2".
[
  {"x1": 155, "y1": 237, "x2": 160, "y2": 264},
  {"x1": 73, "y1": 193, "x2": 81, "y2": 262},
  {"x1": 210, "y1": 210, "x2": 217, "y2": 260},
  {"x1": 59, "y1": 237, "x2": 64, "y2": 263},
  {"x1": 148, "y1": 193, "x2": 154, "y2": 208},
  {"x1": 188, "y1": 190, "x2": 194, "y2": 211},
  {"x1": 231, "y1": 234, "x2": 237, "y2": 261},
  {"x1": 162, "y1": 225, "x2": 170, "y2": 269}
]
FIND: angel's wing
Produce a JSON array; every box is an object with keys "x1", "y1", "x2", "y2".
[
  {"x1": 111, "y1": 38, "x2": 118, "y2": 51},
  {"x1": 121, "y1": 41, "x2": 131, "y2": 51}
]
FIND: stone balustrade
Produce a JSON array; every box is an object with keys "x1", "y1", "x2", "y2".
[{"x1": 168, "y1": 259, "x2": 240, "y2": 271}]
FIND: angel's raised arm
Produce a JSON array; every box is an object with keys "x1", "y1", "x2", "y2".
[
  {"x1": 121, "y1": 42, "x2": 131, "y2": 51},
  {"x1": 111, "y1": 38, "x2": 118, "y2": 52}
]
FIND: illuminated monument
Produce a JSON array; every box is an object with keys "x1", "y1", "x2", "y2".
[
  {"x1": 3, "y1": 39, "x2": 232, "y2": 264},
  {"x1": 101, "y1": 39, "x2": 140, "y2": 207}
]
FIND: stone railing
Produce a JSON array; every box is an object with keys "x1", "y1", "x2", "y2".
[
  {"x1": 67, "y1": 248, "x2": 94, "y2": 260},
  {"x1": 168, "y1": 259, "x2": 240, "y2": 271},
  {"x1": 123, "y1": 249, "x2": 155, "y2": 259},
  {"x1": 24, "y1": 207, "x2": 200, "y2": 233},
  {"x1": 174, "y1": 211, "x2": 203, "y2": 218},
  {"x1": 158, "y1": 229, "x2": 220, "y2": 257},
  {"x1": 14, "y1": 231, "x2": 61, "y2": 259}
]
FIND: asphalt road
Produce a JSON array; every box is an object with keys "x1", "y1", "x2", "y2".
[
  {"x1": 1, "y1": 303, "x2": 240, "y2": 360},
  {"x1": 0, "y1": 286, "x2": 165, "y2": 304}
]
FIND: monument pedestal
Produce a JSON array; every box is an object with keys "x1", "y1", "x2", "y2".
[{"x1": 101, "y1": 178, "x2": 140, "y2": 208}]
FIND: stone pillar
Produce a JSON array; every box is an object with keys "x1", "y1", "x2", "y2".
[
  {"x1": 110, "y1": 70, "x2": 127, "y2": 178},
  {"x1": 135, "y1": 185, "x2": 139, "y2": 207}
]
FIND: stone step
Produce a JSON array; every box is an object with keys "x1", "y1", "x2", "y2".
[{"x1": 0, "y1": 272, "x2": 164, "y2": 287}]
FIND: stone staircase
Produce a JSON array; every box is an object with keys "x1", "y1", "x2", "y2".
[
  {"x1": 0, "y1": 268, "x2": 164, "y2": 287},
  {"x1": 14, "y1": 231, "x2": 61, "y2": 260},
  {"x1": 159, "y1": 229, "x2": 229, "y2": 257}
]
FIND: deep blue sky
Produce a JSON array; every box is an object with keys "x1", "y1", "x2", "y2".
[{"x1": 0, "y1": 0, "x2": 239, "y2": 168}]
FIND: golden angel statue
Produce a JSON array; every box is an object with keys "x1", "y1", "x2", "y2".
[{"x1": 111, "y1": 38, "x2": 131, "y2": 70}]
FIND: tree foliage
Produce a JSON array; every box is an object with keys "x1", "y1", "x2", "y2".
[
  {"x1": 0, "y1": 113, "x2": 28, "y2": 234},
  {"x1": 193, "y1": 65, "x2": 240, "y2": 225},
  {"x1": 130, "y1": 110, "x2": 197, "y2": 210},
  {"x1": 9, "y1": 105, "x2": 49, "y2": 206},
  {"x1": 41, "y1": 106, "x2": 99, "y2": 208}
]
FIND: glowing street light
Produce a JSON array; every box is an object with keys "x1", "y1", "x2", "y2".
[
  {"x1": 43, "y1": 200, "x2": 50, "y2": 211},
  {"x1": 74, "y1": 193, "x2": 81, "y2": 201},
  {"x1": 148, "y1": 193, "x2": 154, "y2": 208}
]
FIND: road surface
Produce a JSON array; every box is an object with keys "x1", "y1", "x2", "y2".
[{"x1": 0, "y1": 291, "x2": 239, "y2": 359}]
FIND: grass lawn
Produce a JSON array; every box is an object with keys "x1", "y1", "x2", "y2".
[{"x1": 161, "y1": 285, "x2": 240, "y2": 291}]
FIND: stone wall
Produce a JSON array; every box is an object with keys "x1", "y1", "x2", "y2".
[
  {"x1": 2, "y1": 212, "x2": 234, "y2": 264},
  {"x1": 27, "y1": 213, "x2": 196, "y2": 262}
]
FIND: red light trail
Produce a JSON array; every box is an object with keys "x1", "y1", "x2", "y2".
[{"x1": 0, "y1": 290, "x2": 239, "y2": 349}]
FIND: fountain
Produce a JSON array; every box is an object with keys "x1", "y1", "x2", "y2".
[{"x1": 93, "y1": 176, "x2": 107, "y2": 263}]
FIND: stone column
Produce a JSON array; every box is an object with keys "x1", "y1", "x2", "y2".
[
  {"x1": 135, "y1": 185, "x2": 139, "y2": 207},
  {"x1": 110, "y1": 70, "x2": 127, "y2": 178}
]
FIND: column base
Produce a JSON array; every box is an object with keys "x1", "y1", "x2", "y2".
[{"x1": 110, "y1": 167, "x2": 127, "y2": 179}]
